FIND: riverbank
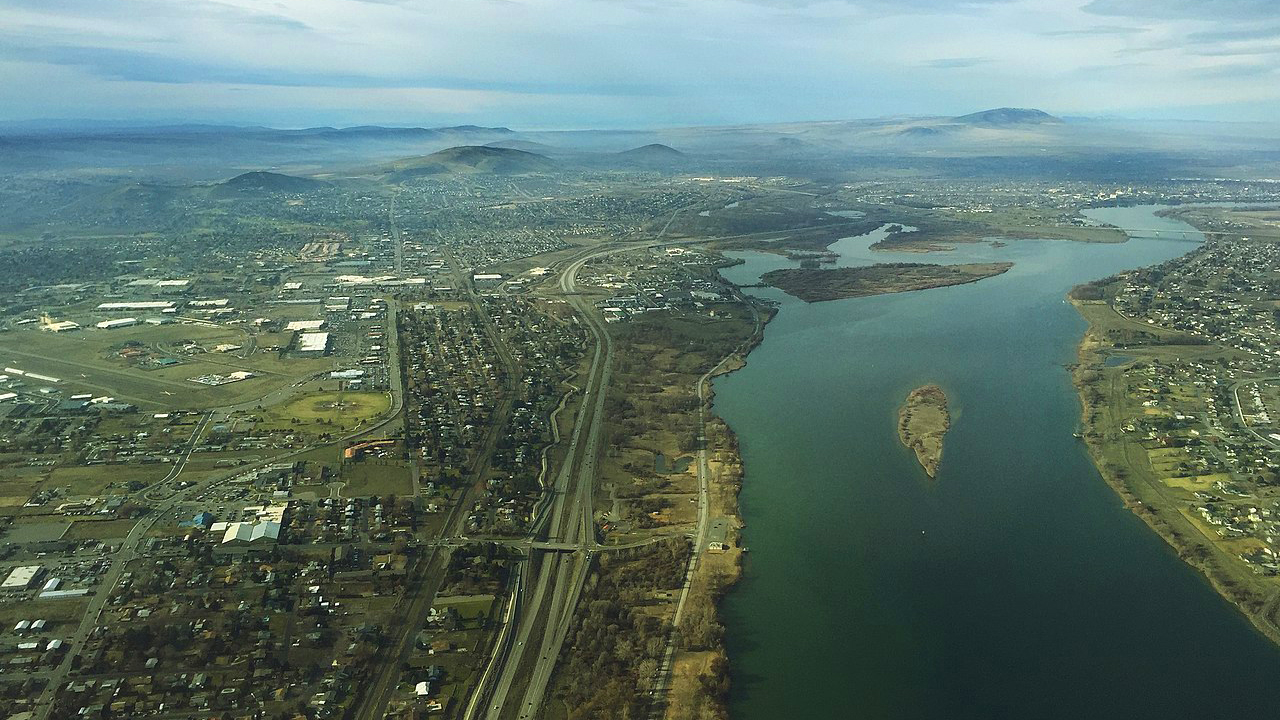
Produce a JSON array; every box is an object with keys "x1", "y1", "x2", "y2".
[
  {"x1": 898, "y1": 384, "x2": 949, "y2": 478},
  {"x1": 1069, "y1": 293, "x2": 1280, "y2": 647},
  {"x1": 715, "y1": 206, "x2": 1280, "y2": 718},
  {"x1": 664, "y1": 302, "x2": 773, "y2": 720}
]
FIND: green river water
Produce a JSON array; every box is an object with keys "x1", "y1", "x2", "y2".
[{"x1": 714, "y1": 205, "x2": 1280, "y2": 719}]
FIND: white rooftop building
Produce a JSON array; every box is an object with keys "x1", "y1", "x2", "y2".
[
  {"x1": 2, "y1": 566, "x2": 42, "y2": 590},
  {"x1": 221, "y1": 521, "x2": 282, "y2": 544},
  {"x1": 296, "y1": 332, "x2": 331, "y2": 355},
  {"x1": 285, "y1": 320, "x2": 326, "y2": 332}
]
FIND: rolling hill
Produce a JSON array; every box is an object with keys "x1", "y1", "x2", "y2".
[
  {"x1": 379, "y1": 145, "x2": 555, "y2": 180},
  {"x1": 219, "y1": 171, "x2": 327, "y2": 193},
  {"x1": 952, "y1": 108, "x2": 1063, "y2": 126}
]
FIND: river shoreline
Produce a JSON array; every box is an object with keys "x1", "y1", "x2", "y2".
[
  {"x1": 712, "y1": 207, "x2": 1280, "y2": 718},
  {"x1": 663, "y1": 299, "x2": 773, "y2": 720},
  {"x1": 1069, "y1": 297, "x2": 1280, "y2": 648}
]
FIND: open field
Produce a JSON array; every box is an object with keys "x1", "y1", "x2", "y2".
[
  {"x1": 61, "y1": 518, "x2": 138, "y2": 540},
  {"x1": 45, "y1": 464, "x2": 172, "y2": 495},
  {"x1": 258, "y1": 390, "x2": 392, "y2": 433},
  {"x1": 0, "y1": 323, "x2": 335, "y2": 408},
  {"x1": 341, "y1": 460, "x2": 414, "y2": 498}
]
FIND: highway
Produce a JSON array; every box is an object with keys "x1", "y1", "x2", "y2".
[
  {"x1": 463, "y1": 242, "x2": 620, "y2": 720},
  {"x1": 474, "y1": 227, "x2": 770, "y2": 720},
  {"x1": 470, "y1": 207, "x2": 726, "y2": 720}
]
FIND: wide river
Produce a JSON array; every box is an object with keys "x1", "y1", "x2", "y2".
[{"x1": 715, "y1": 206, "x2": 1280, "y2": 719}]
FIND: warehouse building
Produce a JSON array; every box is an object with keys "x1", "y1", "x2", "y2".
[
  {"x1": 285, "y1": 319, "x2": 326, "y2": 332},
  {"x1": 219, "y1": 521, "x2": 282, "y2": 544},
  {"x1": 95, "y1": 301, "x2": 175, "y2": 312},
  {"x1": 95, "y1": 317, "x2": 138, "y2": 330},
  {"x1": 1, "y1": 565, "x2": 44, "y2": 590},
  {"x1": 296, "y1": 331, "x2": 331, "y2": 356}
]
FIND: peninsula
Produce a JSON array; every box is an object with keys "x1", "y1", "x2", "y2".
[
  {"x1": 761, "y1": 262, "x2": 1013, "y2": 303},
  {"x1": 898, "y1": 384, "x2": 950, "y2": 478}
]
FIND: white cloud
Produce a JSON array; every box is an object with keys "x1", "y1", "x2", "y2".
[{"x1": 1, "y1": 0, "x2": 1279, "y2": 125}]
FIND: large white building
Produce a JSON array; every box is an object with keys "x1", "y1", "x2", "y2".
[
  {"x1": 220, "y1": 521, "x2": 281, "y2": 544},
  {"x1": 285, "y1": 319, "x2": 326, "y2": 332},
  {"x1": 95, "y1": 318, "x2": 138, "y2": 330},
  {"x1": 1, "y1": 566, "x2": 42, "y2": 590},
  {"x1": 96, "y1": 301, "x2": 175, "y2": 312},
  {"x1": 296, "y1": 331, "x2": 331, "y2": 355}
]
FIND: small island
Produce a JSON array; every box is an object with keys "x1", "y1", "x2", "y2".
[
  {"x1": 760, "y1": 262, "x2": 1013, "y2": 303},
  {"x1": 898, "y1": 384, "x2": 950, "y2": 478}
]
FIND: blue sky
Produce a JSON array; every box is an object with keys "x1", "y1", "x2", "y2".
[{"x1": 3, "y1": 0, "x2": 1279, "y2": 128}]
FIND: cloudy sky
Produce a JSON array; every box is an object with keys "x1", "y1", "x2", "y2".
[{"x1": 3, "y1": 0, "x2": 1279, "y2": 128}]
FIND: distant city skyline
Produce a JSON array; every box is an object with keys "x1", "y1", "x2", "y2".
[{"x1": 3, "y1": 0, "x2": 1280, "y2": 128}]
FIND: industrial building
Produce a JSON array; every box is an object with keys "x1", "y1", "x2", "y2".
[
  {"x1": 1, "y1": 565, "x2": 44, "y2": 590},
  {"x1": 95, "y1": 317, "x2": 138, "y2": 330},
  {"x1": 285, "y1": 319, "x2": 326, "y2": 332},
  {"x1": 219, "y1": 521, "x2": 282, "y2": 544},
  {"x1": 296, "y1": 331, "x2": 331, "y2": 356},
  {"x1": 95, "y1": 301, "x2": 175, "y2": 312},
  {"x1": 125, "y1": 278, "x2": 191, "y2": 293}
]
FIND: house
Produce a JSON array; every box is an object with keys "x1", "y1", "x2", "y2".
[{"x1": 706, "y1": 518, "x2": 730, "y2": 553}]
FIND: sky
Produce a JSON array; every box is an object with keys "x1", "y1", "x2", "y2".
[{"x1": 3, "y1": 0, "x2": 1280, "y2": 129}]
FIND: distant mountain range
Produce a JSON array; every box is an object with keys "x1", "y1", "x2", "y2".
[{"x1": 4, "y1": 108, "x2": 1279, "y2": 181}]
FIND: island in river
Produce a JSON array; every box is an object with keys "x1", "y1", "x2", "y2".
[
  {"x1": 898, "y1": 384, "x2": 950, "y2": 478},
  {"x1": 760, "y1": 261, "x2": 1013, "y2": 302}
]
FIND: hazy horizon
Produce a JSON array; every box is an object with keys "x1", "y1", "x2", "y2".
[{"x1": 6, "y1": 108, "x2": 1280, "y2": 136}]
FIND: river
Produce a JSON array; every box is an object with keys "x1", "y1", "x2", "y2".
[{"x1": 714, "y1": 205, "x2": 1280, "y2": 719}]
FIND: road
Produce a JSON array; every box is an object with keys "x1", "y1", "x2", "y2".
[
  {"x1": 1231, "y1": 378, "x2": 1280, "y2": 450},
  {"x1": 465, "y1": 243, "x2": 617, "y2": 720},
  {"x1": 647, "y1": 290, "x2": 764, "y2": 717},
  {"x1": 349, "y1": 218, "x2": 524, "y2": 720},
  {"x1": 470, "y1": 207, "x2": 725, "y2": 720}
]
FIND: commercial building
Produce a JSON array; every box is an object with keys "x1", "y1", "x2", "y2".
[
  {"x1": 95, "y1": 318, "x2": 138, "y2": 330},
  {"x1": 40, "y1": 320, "x2": 80, "y2": 333},
  {"x1": 220, "y1": 521, "x2": 282, "y2": 544},
  {"x1": 285, "y1": 320, "x2": 326, "y2": 332},
  {"x1": 1, "y1": 565, "x2": 43, "y2": 590},
  {"x1": 296, "y1": 331, "x2": 331, "y2": 356},
  {"x1": 126, "y1": 278, "x2": 191, "y2": 293},
  {"x1": 95, "y1": 301, "x2": 175, "y2": 312},
  {"x1": 38, "y1": 588, "x2": 90, "y2": 600}
]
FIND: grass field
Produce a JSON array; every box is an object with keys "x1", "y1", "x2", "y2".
[
  {"x1": 341, "y1": 460, "x2": 413, "y2": 497},
  {"x1": 62, "y1": 518, "x2": 138, "y2": 540},
  {"x1": 46, "y1": 464, "x2": 172, "y2": 495},
  {"x1": 0, "y1": 323, "x2": 335, "y2": 409},
  {"x1": 258, "y1": 390, "x2": 392, "y2": 433}
]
